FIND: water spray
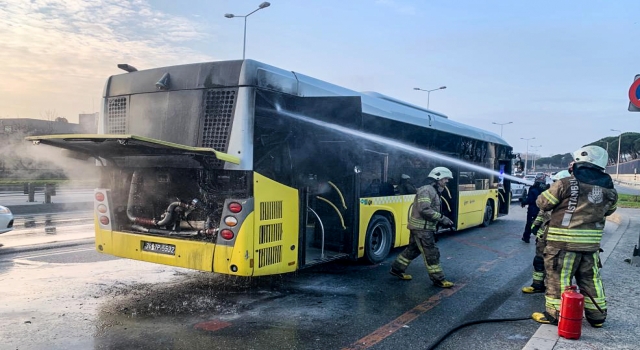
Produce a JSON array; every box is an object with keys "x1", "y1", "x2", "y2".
[{"x1": 272, "y1": 105, "x2": 533, "y2": 186}]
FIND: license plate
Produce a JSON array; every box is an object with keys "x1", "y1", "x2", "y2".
[{"x1": 142, "y1": 241, "x2": 176, "y2": 255}]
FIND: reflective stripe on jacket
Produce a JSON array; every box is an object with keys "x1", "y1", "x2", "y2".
[
  {"x1": 536, "y1": 175, "x2": 617, "y2": 251},
  {"x1": 408, "y1": 183, "x2": 442, "y2": 231}
]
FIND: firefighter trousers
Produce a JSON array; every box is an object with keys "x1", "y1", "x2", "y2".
[
  {"x1": 530, "y1": 237, "x2": 546, "y2": 288},
  {"x1": 522, "y1": 211, "x2": 538, "y2": 241},
  {"x1": 543, "y1": 246, "x2": 607, "y2": 323},
  {"x1": 391, "y1": 229, "x2": 445, "y2": 282}
]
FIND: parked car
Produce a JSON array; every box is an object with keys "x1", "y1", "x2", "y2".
[
  {"x1": 511, "y1": 182, "x2": 527, "y2": 201},
  {"x1": 0, "y1": 205, "x2": 14, "y2": 234},
  {"x1": 511, "y1": 174, "x2": 538, "y2": 201}
]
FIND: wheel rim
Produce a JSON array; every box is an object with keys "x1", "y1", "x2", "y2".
[{"x1": 369, "y1": 223, "x2": 389, "y2": 255}]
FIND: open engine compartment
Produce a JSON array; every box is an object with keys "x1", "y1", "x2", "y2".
[{"x1": 101, "y1": 167, "x2": 252, "y2": 241}]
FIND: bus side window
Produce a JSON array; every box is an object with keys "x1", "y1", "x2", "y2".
[{"x1": 458, "y1": 171, "x2": 476, "y2": 191}]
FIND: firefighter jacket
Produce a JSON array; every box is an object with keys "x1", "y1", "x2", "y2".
[
  {"x1": 536, "y1": 166, "x2": 617, "y2": 252},
  {"x1": 408, "y1": 182, "x2": 444, "y2": 231}
]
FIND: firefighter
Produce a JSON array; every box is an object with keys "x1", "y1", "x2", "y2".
[
  {"x1": 521, "y1": 170, "x2": 571, "y2": 294},
  {"x1": 397, "y1": 174, "x2": 417, "y2": 194},
  {"x1": 520, "y1": 173, "x2": 547, "y2": 243},
  {"x1": 390, "y1": 167, "x2": 455, "y2": 288},
  {"x1": 532, "y1": 146, "x2": 617, "y2": 327}
]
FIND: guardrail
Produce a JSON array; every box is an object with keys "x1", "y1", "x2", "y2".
[{"x1": 614, "y1": 179, "x2": 640, "y2": 187}]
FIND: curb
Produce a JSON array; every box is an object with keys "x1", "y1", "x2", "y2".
[{"x1": 0, "y1": 237, "x2": 95, "y2": 255}]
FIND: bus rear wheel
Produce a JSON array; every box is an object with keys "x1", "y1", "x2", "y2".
[
  {"x1": 482, "y1": 201, "x2": 493, "y2": 227},
  {"x1": 364, "y1": 215, "x2": 392, "y2": 264}
]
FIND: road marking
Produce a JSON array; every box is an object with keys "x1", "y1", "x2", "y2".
[
  {"x1": 342, "y1": 245, "x2": 523, "y2": 350},
  {"x1": 342, "y1": 282, "x2": 466, "y2": 350},
  {"x1": 194, "y1": 320, "x2": 232, "y2": 332},
  {"x1": 15, "y1": 247, "x2": 95, "y2": 259}
]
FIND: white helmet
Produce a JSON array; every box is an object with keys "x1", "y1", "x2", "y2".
[
  {"x1": 551, "y1": 170, "x2": 571, "y2": 182},
  {"x1": 572, "y1": 145, "x2": 608, "y2": 170},
  {"x1": 428, "y1": 167, "x2": 453, "y2": 180}
]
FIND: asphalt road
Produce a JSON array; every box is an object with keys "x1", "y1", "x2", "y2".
[{"x1": 0, "y1": 204, "x2": 556, "y2": 350}]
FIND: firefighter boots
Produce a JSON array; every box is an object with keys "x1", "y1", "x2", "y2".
[
  {"x1": 389, "y1": 269, "x2": 412, "y2": 280},
  {"x1": 522, "y1": 285, "x2": 546, "y2": 294},
  {"x1": 433, "y1": 280, "x2": 454, "y2": 288},
  {"x1": 532, "y1": 311, "x2": 558, "y2": 325}
]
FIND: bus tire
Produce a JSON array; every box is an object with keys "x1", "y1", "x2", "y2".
[
  {"x1": 364, "y1": 215, "x2": 393, "y2": 264},
  {"x1": 482, "y1": 201, "x2": 493, "y2": 227}
]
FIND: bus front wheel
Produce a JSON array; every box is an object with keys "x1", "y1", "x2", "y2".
[
  {"x1": 364, "y1": 215, "x2": 393, "y2": 264},
  {"x1": 482, "y1": 201, "x2": 493, "y2": 227}
]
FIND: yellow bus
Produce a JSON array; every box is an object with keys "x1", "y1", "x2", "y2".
[{"x1": 27, "y1": 59, "x2": 516, "y2": 276}]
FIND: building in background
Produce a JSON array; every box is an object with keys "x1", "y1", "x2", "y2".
[
  {"x1": 0, "y1": 113, "x2": 98, "y2": 136},
  {"x1": 0, "y1": 118, "x2": 82, "y2": 136}
]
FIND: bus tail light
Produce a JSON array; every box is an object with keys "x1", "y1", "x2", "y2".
[
  {"x1": 220, "y1": 229, "x2": 234, "y2": 240},
  {"x1": 94, "y1": 189, "x2": 113, "y2": 230},
  {"x1": 224, "y1": 216, "x2": 238, "y2": 227},
  {"x1": 228, "y1": 202, "x2": 242, "y2": 213}
]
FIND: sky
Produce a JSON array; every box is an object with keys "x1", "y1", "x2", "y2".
[{"x1": 1, "y1": 0, "x2": 639, "y2": 157}]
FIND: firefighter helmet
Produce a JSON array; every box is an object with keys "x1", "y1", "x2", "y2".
[
  {"x1": 572, "y1": 145, "x2": 608, "y2": 170},
  {"x1": 551, "y1": 170, "x2": 571, "y2": 182},
  {"x1": 428, "y1": 167, "x2": 453, "y2": 180}
]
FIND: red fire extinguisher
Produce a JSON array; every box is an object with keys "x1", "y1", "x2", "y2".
[{"x1": 558, "y1": 285, "x2": 584, "y2": 339}]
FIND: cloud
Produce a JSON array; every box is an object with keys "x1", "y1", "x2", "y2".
[{"x1": 0, "y1": 0, "x2": 214, "y2": 122}]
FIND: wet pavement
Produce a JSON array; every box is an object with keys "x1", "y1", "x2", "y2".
[
  {"x1": 0, "y1": 205, "x2": 541, "y2": 349},
  {"x1": 0, "y1": 204, "x2": 638, "y2": 350}
]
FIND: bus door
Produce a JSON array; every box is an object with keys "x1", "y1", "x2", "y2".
[
  {"x1": 267, "y1": 94, "x2": 363, "y2": 267},
  {"x1": 497, "y1": 160, "x2": 511, "y2": 215}
]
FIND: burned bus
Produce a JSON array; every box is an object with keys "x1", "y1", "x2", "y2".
[{"x1": 27, "y1": 59, "x2": 515, "y2": 276}]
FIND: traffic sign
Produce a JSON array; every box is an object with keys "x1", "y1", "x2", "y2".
[{"x1": 629, "y1": 74, "x2": 640, "y2": 112}]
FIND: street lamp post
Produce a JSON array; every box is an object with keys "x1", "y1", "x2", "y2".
[
  {"x1": 413, "y1": 86, "x2": 447, "y2": 109},
  {"x1": 611, "y1": 129, "x2": 622, "y2": 179},
  {"x1": 521, "y1": 137, "x2": 535, "y2": 176},
  {"x1": 530, "y1": 145, "x2": 542, "y2": 172},
  {"x1": 491, "y1": 121, "x2": 513, "y2": 137},
  {"x1": 225, "y1": 2, "x2": 271, "y2": 60}
]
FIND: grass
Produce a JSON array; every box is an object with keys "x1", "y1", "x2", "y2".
[{"x1": 618, "y1": 194, "x2": 640, "y2": 208}]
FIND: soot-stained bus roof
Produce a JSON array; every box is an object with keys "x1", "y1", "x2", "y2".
[{"x1": 105, "y1": 59, "x2": 510, "y2": 148}]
